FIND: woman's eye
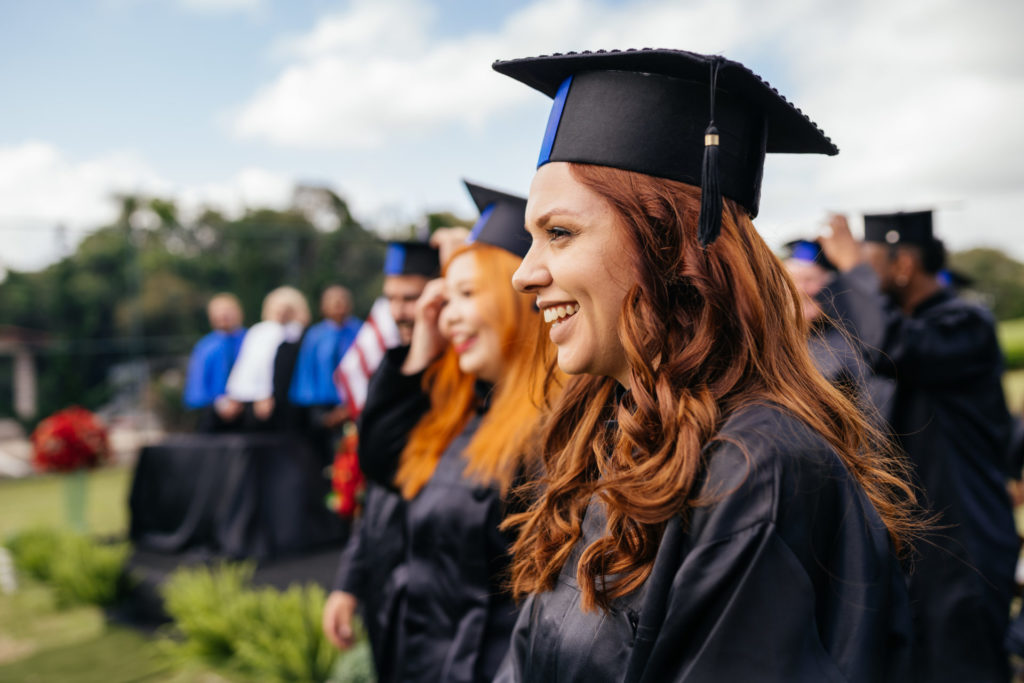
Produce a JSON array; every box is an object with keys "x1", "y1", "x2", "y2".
[{"x1": 546, "y1": 226, "x2": 572, "y2": 241}]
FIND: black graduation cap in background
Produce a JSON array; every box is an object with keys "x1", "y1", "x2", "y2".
[
  {"x1": 493, "y1": 48, "x2": 838, "y2": 246},
  {"x1": 782, "y1": 239, "x2": 837, "y2": 272},
  {"x1": 383, "y1": 241, "x2": 440, "y2": 278},
  {"x1": 464, "y1": 180, "x2": 530, "y2": 258},
  {"x1": 863, "y1": 210, "x2": 934, "y2": 246}
]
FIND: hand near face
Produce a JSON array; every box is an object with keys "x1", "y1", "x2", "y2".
[
  {"x1": 430, "y1": 227, "x2": 471, "y2": 268},
  {"x1": 401, "y1": 278, "x2": 449, "y2": 375},
  {"x1": 818, "y1": 214, "x2": 863, "y2": 273}
]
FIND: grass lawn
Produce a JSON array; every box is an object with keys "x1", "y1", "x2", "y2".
[
  {"x1": 0, "y1": 465, "x2": 132, "y2": 541},
  {"x1": 0, "y1": 467, "x2": 242, "y2": 681}
]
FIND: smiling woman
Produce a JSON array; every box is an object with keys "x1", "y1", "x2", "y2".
[
  {"x1": 354, "y1": 181, "x2": 561, "y2": 683},
  {"x1": 493, "y1": 48, "x2": 921, "y2": 683}
]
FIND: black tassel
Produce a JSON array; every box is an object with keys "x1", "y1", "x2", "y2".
[
  {"x1": 698, "y1": 123, "x2": 721, "y2": 247},
  {"x1": 698, "y1": 57, "x2": 723, "y2": 248}
]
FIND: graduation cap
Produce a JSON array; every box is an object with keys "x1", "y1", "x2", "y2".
[
  {"x1": 464, "y1": 180, "x2": 530, "y2": 258},
  {"x1": 782, "y1": 239, "x2": 837, "y2": 272},
  {"x1": 383, "y1": 241, "x2": 440, "y2": 278},
  {"x1": 492, "y1": 48, "x2": 838, "y2": 246},
  {"x1": 937, "y1": 268, "x2": 973, "y2": 289},
  {"x1": 863, "y1": 210, "x2": 934, "y2": 246}
]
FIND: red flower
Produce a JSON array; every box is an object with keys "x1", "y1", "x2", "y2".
[
  {"x1": 327, "y1": 425, "x2": 365, "y2": 519},
  {"x1": 31, "y1": 406, "x2": 110, "y2": 472}
]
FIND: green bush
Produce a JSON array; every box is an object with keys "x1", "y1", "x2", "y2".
[
  {"x1": 1000, "y1": 318, "x2": 1024, "y2": 370},
  {"x1": 4, "y1": 526, "x2": 64, "y2": 581},
  {"x1": 3, "y1": 527, "x2": 129, "y2": 606},
  {"x1": 160, "y1": 562, "x2": 259, "y2": 666},
  {"x1": 49, "y1": 534, "x2": 131, "y2": 607},
  {"x1": 161, "y1": 562, "x2": 360, "y2": 682}
]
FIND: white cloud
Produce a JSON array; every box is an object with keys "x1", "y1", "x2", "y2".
[
  {"x1": 0, "y1": 142, "x2": 296, "y2": 271},
  {"x1": 232, "y1": 0, "x2": 757, "y2": 148}
]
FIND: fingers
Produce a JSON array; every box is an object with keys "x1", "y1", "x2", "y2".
[{"x1": 430, "y1": 227, "x2": 471, "y2": 267}]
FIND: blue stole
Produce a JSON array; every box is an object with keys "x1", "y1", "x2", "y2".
[
  {"x1": 288, "y1": 318, "x2": 362, "y2": 405},
  {"x1": 183, "y1": 328, "x2": 246, "y2": 408}
]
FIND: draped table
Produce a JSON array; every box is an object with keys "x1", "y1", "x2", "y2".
[{"x1": 129, "y1": 433, "x2": 347, "y2": 560}]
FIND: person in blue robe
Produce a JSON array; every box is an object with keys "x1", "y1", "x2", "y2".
[
  {"x1": 289, "y1": 286, "x2": 362, "y2": 453},
  {"x1": 183, "y1": 293, "x2": 246, "y2": 432}
]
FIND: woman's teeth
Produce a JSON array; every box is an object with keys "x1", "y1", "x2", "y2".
[{"x1": 543, "y1": 304, "x2": 580, "y2": 325}]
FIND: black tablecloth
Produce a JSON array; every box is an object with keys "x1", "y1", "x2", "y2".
[{"x1": 129, "y1": 434, "x2": 347, "y2": 560}]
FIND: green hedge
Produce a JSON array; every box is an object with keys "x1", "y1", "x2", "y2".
[
  {"x1": 1000, "y1": 318, "x2": 1024, "y2": 370},
  {"x1": 4, "y1": 527, "x2": 129, "y2": 607},
  {"x1": 161, "y1": 562, "x2": 373, "y2": 683}
]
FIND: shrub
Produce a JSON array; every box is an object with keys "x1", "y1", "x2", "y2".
[
  {"x1": 161, "y1": 562, "x2": 356, "y2": 682},
  {"x1": 3, "y1": 527, "x2": 129, "y2": 607}
]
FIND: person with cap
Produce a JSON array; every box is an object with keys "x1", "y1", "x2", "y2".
[
  {"x1": 183, "y1": 292, "x2": 247, "y2": 431},
  {"x1": 352, "y1": 181, "x2": 558, "y2": 682},
  {"x1": 322, "y1": 239, "x2": 440, "y2": 682},
  {"x1": 820, "y1": 211, "x2": 1017, "y2": 683},
  {"x1": 782, "y1": 238, "x2": 895, "y2": 420},
  {"x1": 288, "y1": 285, "x2": 362, "y2": 459},
  {"x1": 495, "y1": 48, "x2": 918, "y2": 682}
]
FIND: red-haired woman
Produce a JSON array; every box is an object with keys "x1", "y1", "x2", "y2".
[
  {"x1": 356, "y1": 182, "x2": 557, "y2": 683},
  {"x1": 493, "y1": 50, "x2": 918, "y2": 682}
]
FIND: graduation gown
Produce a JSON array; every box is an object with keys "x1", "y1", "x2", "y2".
[
  {"x1": 829, "y1": 264, "x2": 1018, "y2": 682},
  {"x1": 358, "y1": 347, "x2": 519, "y2": 683},
  {"x1": 810, "y1": 290, "x2": 895, "y2": 422},
  {"x1": 496, "y1": 403, "x2": 912, "y2": 683},
  {"x1": 183, "y1": 328, "x2": 246, "y2": 408},
  {"x1": 289, "y1": 317, "x2": 362, "y2": 406},
  {"x1": 333, "y1": 481, "x2": 408, "y2": 683}
]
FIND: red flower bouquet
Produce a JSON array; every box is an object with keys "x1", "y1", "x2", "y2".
[
  {"x1": 31, "y1": 406, "x2": 110, "y2": 472},
  {"x1": 326, "y1": 422, "x2": 365, "y2": 519}
]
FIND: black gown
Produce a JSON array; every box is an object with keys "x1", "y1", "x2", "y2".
[
  {"x1": 829, "y1": 264, "x2": 1018, "y2": 682},
  {"x1": 496, "y1": 403, "x2": 912, "y2": 683},
  {"x1": 357, "y1": 347, "x2": 520, "y2": 683},
  {"x1": 332, "y1": 480, "x2": 407, "y2": 683}
]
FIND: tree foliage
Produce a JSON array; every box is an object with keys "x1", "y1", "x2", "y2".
[{"x1": 0, "y1": 186, "x2": 465, "y2": 425}]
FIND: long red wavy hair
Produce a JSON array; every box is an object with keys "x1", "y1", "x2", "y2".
[
  {"x1": 505, "y1": 163, "x2": 919, "y2": 611},
  {"x1": 394, "y1": 242, "x2": 559, "y2": 499}
]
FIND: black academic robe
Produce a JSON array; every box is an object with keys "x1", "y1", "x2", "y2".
[
  {"x1": 358, "y1": 347, "x2": 519, "y2": 683},
  {"x1": 830, "y1": 264, "x2": 1018, "y2": 682},
  {"x1": 496, "y1": 403, "x2": 912, "y2": 683},
  {"x1": 332, "y1": 481, "x2": 407, "y2": 683},
  {"x1": 811, "y1": 289, "x2": 896, "y2": 422}
]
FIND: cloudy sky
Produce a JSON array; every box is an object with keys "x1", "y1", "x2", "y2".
[{"x1": 2, "y1": 0, "x2": 1022, "y2": 274}]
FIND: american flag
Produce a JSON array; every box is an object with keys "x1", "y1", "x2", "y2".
[{"x1": 333, "y1": 297, "x2": 401, "y2": 418}]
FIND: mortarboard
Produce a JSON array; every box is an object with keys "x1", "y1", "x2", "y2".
[
  {"x1": 492, "y1": 48, "x2": 838, "y2": 246},
  {"x1": 782, "y1": 239, "x2": 837, "y2": 272},
  {"x1": 383, "y1": 241, "x2": 440, "y2": 278},
  {"x1": 863, "y1": 210, "x2": 934, "y2": 246},
  {"x1": 464, "y1": 181, "x2": 530, "y2": 258}
]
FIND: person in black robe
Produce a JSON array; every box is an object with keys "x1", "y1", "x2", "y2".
[
  {"x1": 493, "y1": 48, "x2": 917, "y2": 682},
  {"x1": 322, "y1": 240, "x2": 439, "y2": 682},
  {"x1": 352, "y1": 182, "x2": 555, "y2": 683},
  {"x1": 782, "y1": 238, "x2": 895, "y2": 420},
  {"x1": 820, "y1": 210, "x2": 1018, "y2": 683}
]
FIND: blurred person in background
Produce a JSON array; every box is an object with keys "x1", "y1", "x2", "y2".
[
  {"x1": 221, "y1": 285, "x2": 310, "y2": 431},
  {"x1": 289, "y1": 285, "x2": 362, "y2": 460},
  {"x1": 782, "y1": 238, "x2": 895, "y2": 421},
  {"x1": 183, "y1": 293, "x2": 246, "y2": 432},
  {"x1": 821, "y1": 211, "x2": 1017, "y2": 683},
  {"x1": 352, "y1": 182, "x2": 557, "y2": 682}
]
